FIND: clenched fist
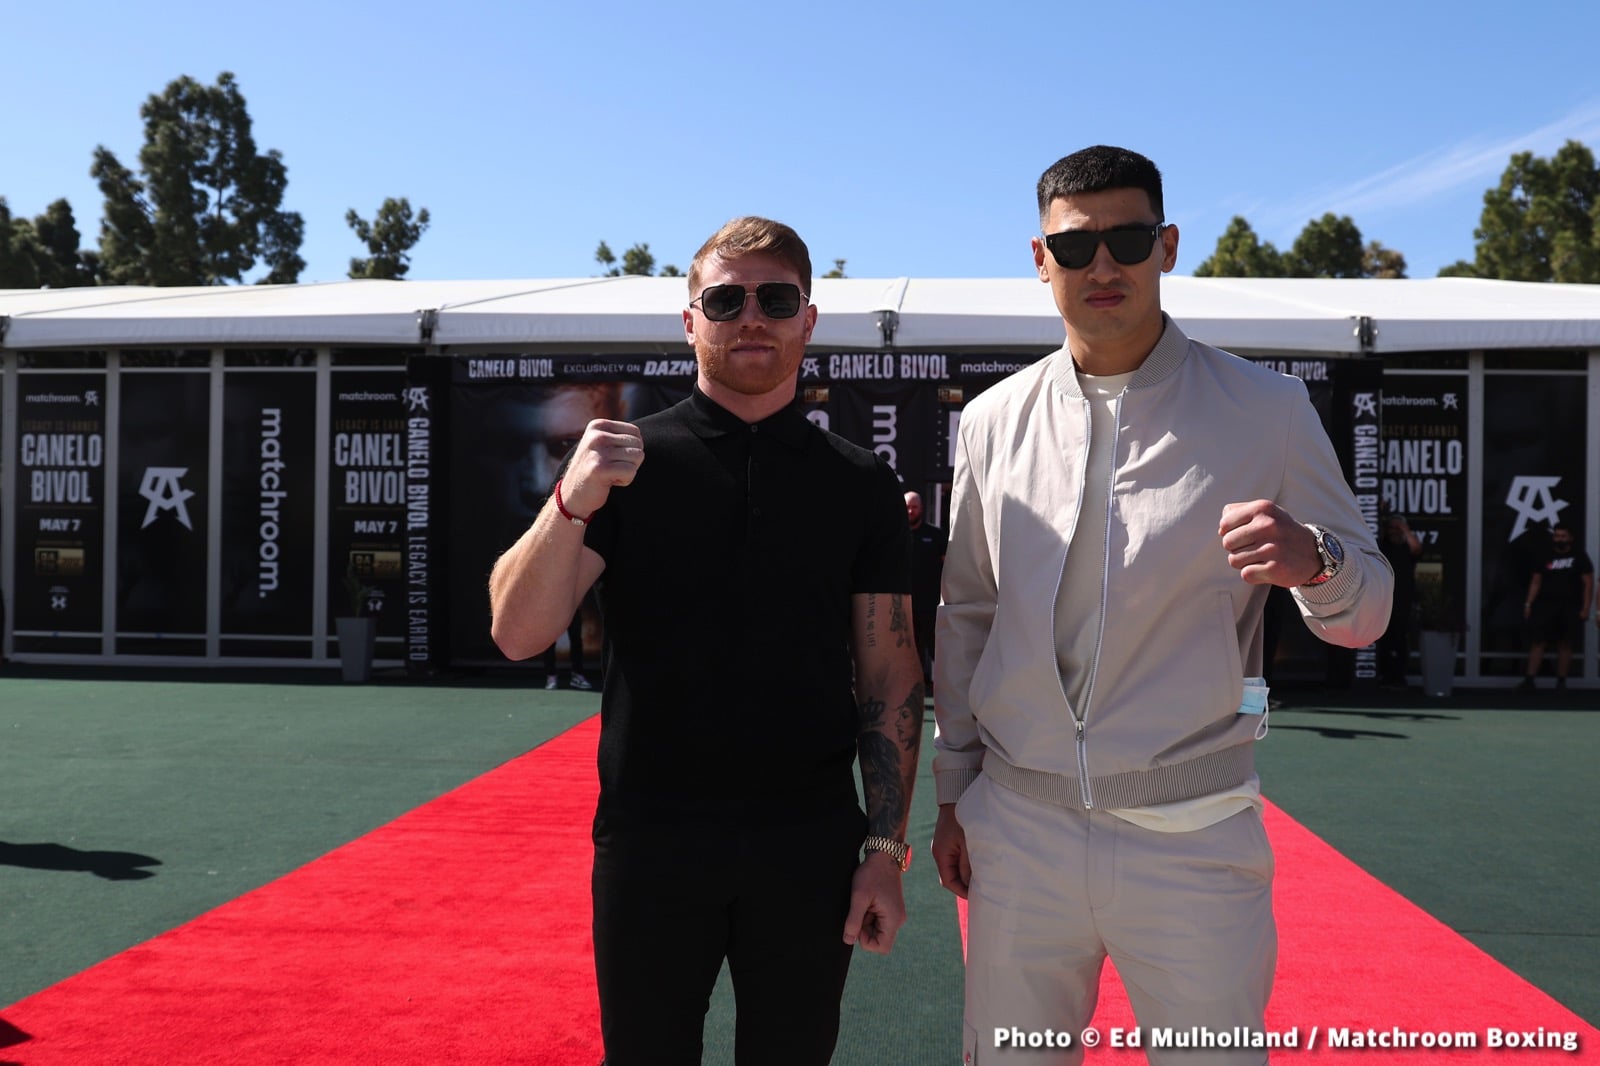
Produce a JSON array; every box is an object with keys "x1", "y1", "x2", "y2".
[
  {"x1": 1219, "y1": 499, "x2": 1321, "y2": 587},
  {"x1": 559, "y1": 419, "x2": 644, "y2": 518}
]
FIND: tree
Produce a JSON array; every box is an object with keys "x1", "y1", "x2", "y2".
[
  {"x1": 0, "y1": 198, "x2": 99, "y2": 288},
  {"x1": 620, "y1": 242, "x2": 655, "y2": 276},
  {"x1": 1361, "y1": 241, "x2": 1407, "y2": 279},
  {"x1": 1285, "y1": 213, "x2": 1366, "y2": 278},
  {"x1": 595, "y1": 239, "x2": 677, "y2": 276},
  {"x1": 1193, "y1": 216, "x2": 1285, "y2": 277},
  {"x1": 346, "y1": 197, "x2": 431, "y2": 280},
  {"x1": 823, "y1": 258, "x2": 847, "y2": 278},
  {"x1": 0, "y1": 199, "x2": 42, "y2": 287},
  {"x1": 1197, "y1": 213, "x2": 1406, "y2": 279},
  {"x1": 92, "y1": 71, "x2": 305, "y2": 285},
  {"x1": 1452, "y1": 140, "x2": 1600, "y2": 282},
  {"x1": 30, "y1": 199, "x2": 100, "y2": 287}
]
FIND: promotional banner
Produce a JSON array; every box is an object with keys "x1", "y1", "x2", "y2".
[
  {"x1": 12, "y1": 374, "x2": 106, "y2": 647},
  {"x1": 1480, "y1": 374, "x2": 1588, "y2": 660},
  {"x1": 118, "y1": 373, "x2": 210, "y2": 647},
  {"x1": 401, "y1": 358, "x2": 450, "y2": 675},
  {"x1": 445, "y1": 377, "x2": 647, "y2": 665},
  {"x1": 327, "y1": 372, "x2": 408, "y2": 643},
  {"x1": 1248, "y1": 356, "x2": 1384, "y2": 685},
  {"x1": 220, "y1": 373, "x2": 317, "y2": 643},
  {"x1": 448, "y1": 351, "x2": 1028, "y2": 387},
  {"x1": 826, "y1": 379, "x2": 937, "y2": 489},
  {"x1": 1381, "y1": 375, "x2": 1469, "y2": 641}
]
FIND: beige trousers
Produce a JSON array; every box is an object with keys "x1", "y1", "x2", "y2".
[{"x1": 959, "y1": 774, "x2": 1277, "y2": 1065}]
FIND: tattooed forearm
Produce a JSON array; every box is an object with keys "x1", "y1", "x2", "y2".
[
  {"x1": 895, "y1": 682, "x2": 926, "y2": 754},
  {"x1": 857, "y1": 730, "x2": 905, "y2": 838},
  {"x1": 857, "y1": 679, "x2": 925, "y2": 838},
  {"x1": 888, "y1": 593, "x2": 911, "y2": 649},
  {"x1": 857, "y1": 696, "x2": 886, "y2": 731}
]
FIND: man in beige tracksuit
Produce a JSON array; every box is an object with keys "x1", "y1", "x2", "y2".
[{"x1": 931, "y1": 146, "x2": 1393, "y2": 1065}]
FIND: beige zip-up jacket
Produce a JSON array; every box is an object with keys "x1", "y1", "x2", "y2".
[{"x1": 933, "y1": 320, "x2": 1393, "y2": 810}]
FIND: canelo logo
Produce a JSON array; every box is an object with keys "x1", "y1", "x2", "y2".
[
  {"x1": 139, "y1": 467, "x2": 196, "y2": 530},
  {"x1": 1504, "y1": 476, "x2": 1567, "y2": 541}
]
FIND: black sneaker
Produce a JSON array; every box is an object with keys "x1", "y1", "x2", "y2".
[
  {"x1": 1555, "y1": 677, "x2": 1568, "y2": 692},
  {"x1": 1517, "y1": 676, "x2": 1536, "y2": 691}
]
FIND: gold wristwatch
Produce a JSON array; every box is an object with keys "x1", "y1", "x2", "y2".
[{"x1": 862, "y1": 835, "x2": 911, "y2": 872}]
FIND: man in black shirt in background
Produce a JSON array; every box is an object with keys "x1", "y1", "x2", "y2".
[
  {"x1": 905, "y1": 490, "x2": 947, "y2": 688},
  {"x1": 489, "y1": 216, "x2": 924, "y2": 1065},
  {"x1": 1519, "y1": 522, "x2": 1593, "y2": 691}
]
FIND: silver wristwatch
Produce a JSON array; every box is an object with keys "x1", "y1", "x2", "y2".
[{"x1": 1303, "y1": 524, "x2": 1346, "y2": 586}]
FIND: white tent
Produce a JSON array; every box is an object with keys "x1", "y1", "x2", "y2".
[{"x1": 3, "y1": 276, "x2": 1599, "y2": 354}]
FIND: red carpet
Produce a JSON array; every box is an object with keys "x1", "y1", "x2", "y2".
[
  {"x1": 4, "y1": 717, "x2": 1595, "y2": 1063},
  {"x1": 957, "y1": 802, "x2": 1598, "y2": 1061},
  {"x1": 2, "y1": 718, "x2": 607, "y2": 1066}
]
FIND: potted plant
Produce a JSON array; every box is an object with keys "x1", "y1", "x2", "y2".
[
  {"x1": 1414, "y1": 576, "x2": 1466, "y2": 698},
  {"x1": 335, "y1": 564, "x2": 380, "y2": 683}
]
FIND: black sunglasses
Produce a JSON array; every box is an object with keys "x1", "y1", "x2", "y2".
[
  {"x1": 692, "y1": 282, "x2": 809, "y2": 322},
  {"x1": 1043, "y1": 224, "x2": 1166, "y2": 270}
]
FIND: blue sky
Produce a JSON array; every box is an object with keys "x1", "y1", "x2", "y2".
[{"x1": 6, "y1": 1, "x2": 1600, "y2": 286}]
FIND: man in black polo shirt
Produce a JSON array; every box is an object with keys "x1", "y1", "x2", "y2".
[{"x1": 490, "y1": 216, "x2": 925, "y2": 1065}]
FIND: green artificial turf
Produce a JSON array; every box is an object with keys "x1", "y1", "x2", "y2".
[
  {"x1": 1257, "y1": 688, "x2": 1599, "y2": 1026},
  {"x1": 1, "y1": 666, "x2": 594, "y2": 1006}
]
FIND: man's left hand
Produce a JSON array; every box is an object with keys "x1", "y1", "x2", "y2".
[
  {"x1": 841, "y1": 851, "x2": 907, "y2": 955},
  {"x1": 1220, "y1": 499, "x2": 1321, "y2": 587}
]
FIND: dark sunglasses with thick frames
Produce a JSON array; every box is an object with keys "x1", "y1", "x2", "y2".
[
  {"x1": 1043, "y1": 223, "x2": 1167, "y2": 271},
  {"x1": 691, "y1": 282, "x2": 809, "y2": 322}
]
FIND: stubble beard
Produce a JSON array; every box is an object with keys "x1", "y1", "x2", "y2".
[{"x1": 699, "y1": 338, "x2": 804, "y2": 397}]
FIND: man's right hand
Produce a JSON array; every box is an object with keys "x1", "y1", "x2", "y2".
[
  {"x1": 560, "y1": 419, "x2": 644, "y2": 517},
  {"x1": 932, "y1": 802, "x2": 971, "y2": 899}
]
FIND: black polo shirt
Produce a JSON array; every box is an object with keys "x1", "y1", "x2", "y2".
[{"x1": 583, "y1": 387, "x2": 910, "y2": 818}]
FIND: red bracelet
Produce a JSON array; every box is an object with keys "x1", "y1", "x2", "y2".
[{"x1": 553, "y1": 479, "x2": 591, "y2": 527}]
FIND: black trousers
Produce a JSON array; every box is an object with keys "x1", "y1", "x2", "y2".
[
  {"x1": 591, "y1": 799, "x2": 865, "y2": 1066},
  {"x1": 542, "y1": 609, "x2": 585, "y2": 676}
]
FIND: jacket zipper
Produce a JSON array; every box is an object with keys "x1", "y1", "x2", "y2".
[
  {"x1": 1051, "y1": 390, "x2": 1119, "y2": 809},
  {"x1": 1075, "y1": 388, "x2": 1125, "y2": 809}
]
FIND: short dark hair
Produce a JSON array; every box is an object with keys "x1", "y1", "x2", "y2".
[
  {"x1": 687, "y1": 216, "x2": 813, "y2": 296},
  {"x1": 1036, "y1": 146, "x2": 1164, "y2": 227}
]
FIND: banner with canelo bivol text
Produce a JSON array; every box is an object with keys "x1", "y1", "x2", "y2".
[
  {"x1": 326, "y1": 372, "x2": 408, "y2": 645},
  {"x1": 12, "y1": 373, "x2": 107, "y2": 646},
  {"x1": 1248, "y1": 356, "x2": 1384, "y2": 687},
  {"x1": 1380, "y1": 375, "x2": 1470, "y2": 642},
  {"x1": 400, "y1": 357, "x2": 450, "y2": 676},
  {"x1": 219, "y1": 372, "x2": 318, "y2": 643}
]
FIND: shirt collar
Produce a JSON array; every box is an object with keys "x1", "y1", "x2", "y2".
[
  {"x1": 685, "y1": 384, "x2": 811, "y2": 449},
  {"x1": 1050, "y1": 313, "x2": 1189, "y2": 399}
]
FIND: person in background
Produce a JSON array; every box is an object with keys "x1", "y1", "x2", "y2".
[
  {"x1": 1519, "y1": 522, "x2": 1592, "y2": 692},
  {"x1": 905, "y1": 490, "x2": 947, "y2": 688},
  {"x1": 1377, "y1": 507, "x2": 1422, "y2": 688}
]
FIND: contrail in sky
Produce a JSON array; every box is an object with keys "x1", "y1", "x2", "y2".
[{"x1": 1265, "y1": 99, "x2": 1600, "y2": 227}]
